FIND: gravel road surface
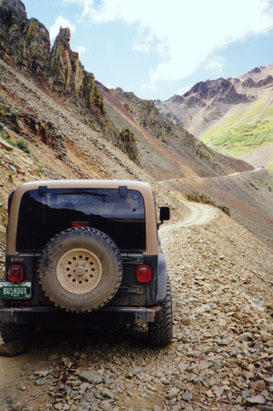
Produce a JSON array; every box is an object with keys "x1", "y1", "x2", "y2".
[{"x1": 0, "y1": 202, "x2": 272, "y2": 411}]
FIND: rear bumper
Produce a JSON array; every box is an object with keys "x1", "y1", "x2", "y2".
[{"x1": 0, "y1": 305, "x2": 161, "y2": 325}]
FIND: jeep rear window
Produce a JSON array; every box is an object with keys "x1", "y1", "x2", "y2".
[{"x1": 16, "y1": 188, "x2": 146, "y2": 252}]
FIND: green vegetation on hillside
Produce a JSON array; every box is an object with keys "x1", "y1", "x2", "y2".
[
  {"x1": 0, "y1": 122, "x2": 30, "y2": 154},
  {"x1": 202, "y1": 95, "x2": 273, "y2": 161},
  {"x1": 203, "y1": 119, "x2": 273, "y2": 156},
  {"x1": 200, "y1": 91, "x2": 273, "y2": 171}
]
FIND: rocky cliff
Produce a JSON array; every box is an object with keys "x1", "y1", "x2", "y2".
[
  {"x1": 48, "y1": 28, "x2": 105, "y2": 115},
  {"x1": 0, "y1": 0, "x2": 49, "y2": 79},
  {"x1": 0, "y1": 0, "x2": 118, "y2": 140},
  {"x1": 182, "y1": 78, "x2": 251, "y2": 106}
]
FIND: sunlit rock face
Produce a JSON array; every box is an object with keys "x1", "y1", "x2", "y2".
[
  {"x1": 0, "y1": 0, "x2": 50, "y2": 79},
  {"x1": 0, "y1": 0, "x2": 105, "y2": 115},
  {"x1": 48, "y1": 27, "x2": 104, "y2": 114}
]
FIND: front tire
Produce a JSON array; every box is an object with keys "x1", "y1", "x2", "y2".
[{"x1": 148, "y1": 277, "x2": 173, "y2": 347}]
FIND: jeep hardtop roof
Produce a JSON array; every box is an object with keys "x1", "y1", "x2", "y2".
[{"x1": 15, "y1": 179, "x2": 151, "y2": 191}]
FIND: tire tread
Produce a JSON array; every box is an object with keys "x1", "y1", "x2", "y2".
[{"x1": 148, "y1": 276, "x2": 173, "y2": 347}]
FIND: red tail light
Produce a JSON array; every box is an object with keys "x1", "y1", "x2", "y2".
[
  {"x1": 8, "y1": 265, "x2": 23, "y2": 283},
  {"x1": 136, "y1": 265, "x2": 152, "y2": 283},
  {"x1": 72, "y1": 221, "x2": 89, "y2": 227}
]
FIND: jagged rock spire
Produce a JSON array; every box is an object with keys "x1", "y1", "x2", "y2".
[{"x1": 0, "y1": 0, "x2": 105, "y2": 116}]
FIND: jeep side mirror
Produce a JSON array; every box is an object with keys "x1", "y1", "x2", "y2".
[{"x1": 160, "y1": 206, "x2": 170, "y2": 224}]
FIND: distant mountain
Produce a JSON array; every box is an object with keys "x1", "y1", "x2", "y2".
[
  {"x1": 156, "y1": 65, "x2": 273, "y2": 169},
  {"x1": 157, "y1": 77, "x2": 254, "y2": 135}
]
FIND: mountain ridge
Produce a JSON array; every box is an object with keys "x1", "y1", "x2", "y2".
[
  {"x1": 98, "y1": 84, "x2": 253, "y2": 179},
  {"x1": 156, "y1": 64, "x2": 273, "y2": 168}
]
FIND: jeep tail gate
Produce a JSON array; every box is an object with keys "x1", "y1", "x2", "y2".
[{"x1": 0, "y1": 180, "x2": 172, "y2": 346}]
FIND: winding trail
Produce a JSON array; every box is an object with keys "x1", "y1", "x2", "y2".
[
  {"x1": 179, "y1": 201, "x2": 220, "y2": 226},
  {"x1": 160, "y1": 201, "x2": 221, "y2": 236},
  {"x1": 158, "y1": 167, "x2": 263, "y2": 185}
]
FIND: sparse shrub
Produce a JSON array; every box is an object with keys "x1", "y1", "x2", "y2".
[
  {"x1": 17, "y1": 139, "x2": 30, "y2": 154},
  {"x1": 248, "y1": 180, "x2": 259, "y2": 190},
  {"x1": 1, "y1": 126, "x2": 30, "y2": 154},
  {"x1": 1, "y1": 130, "x2": 16, "y2": 147},
  {"x1": 37, "y1": 161, "x2": 45, "y2": 174},
  {"x1": 263, "y1": 181, "x2": 272, "y2": 192},
  {"x1": 8, "y1": 137, "x2": 16, "y2": 146},
  {"x1": 186, "y1": 191, "x2": 215, "y2": 206}
]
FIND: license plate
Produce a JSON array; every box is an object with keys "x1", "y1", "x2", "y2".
[{"x1": 0, "y1": 281, "x2": 32, "y2": 299}]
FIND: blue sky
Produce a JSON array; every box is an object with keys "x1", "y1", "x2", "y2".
[{"x1": 22, "y1": 0, "x2": 273, "y2": 101}]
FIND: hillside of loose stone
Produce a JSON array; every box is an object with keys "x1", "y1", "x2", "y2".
[
  {"x1": 160, "y1": 168, "x2": 273, "y2": 248},
  {"x1": 0, "y1": 207, "x2": 272, "y2": 410},
  {"x1": 98, "y1": 84, "x2": 252, "y2": 179}
]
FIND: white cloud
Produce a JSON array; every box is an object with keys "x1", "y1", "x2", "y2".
[
  {"x1": 76, "y1": 45, "x2": 87, "y2": 56},
  {"x1": 49, "y1": 16, "x2": 76, "y2": 42},
  {"x1": 62, "y1": 0, "x2": 273, "y2": 85},
  {"x1": 132, "y1": 30, "x2": 157, "y2": 53},
  {"x1": 205, "y1": 56, "x2": 225, "y2": 74}
]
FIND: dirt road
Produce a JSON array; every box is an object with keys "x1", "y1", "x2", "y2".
[
  {"x1": 0, "y1": 203, "x2": 272, "y2": 410},
  {"x1": 161, "y1": 201, "x2": 221, "y2": 230}
]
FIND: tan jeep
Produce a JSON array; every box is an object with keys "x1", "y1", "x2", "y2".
[{"x1": 0, "y1": 179, "x2": 172, "y2": 346}]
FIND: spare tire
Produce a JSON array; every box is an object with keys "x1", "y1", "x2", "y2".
[{"x1": 38, "y1": 227, "x2": 122, "y2": 313}]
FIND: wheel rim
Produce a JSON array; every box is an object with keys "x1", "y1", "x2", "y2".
[{"x1": 56, "y1": 248, "x2": 102, "y2": 295}]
